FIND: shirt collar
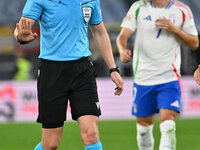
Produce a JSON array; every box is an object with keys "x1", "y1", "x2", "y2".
[{"x1": 150, "y1": 0, "x2": 174, "y2": 9}]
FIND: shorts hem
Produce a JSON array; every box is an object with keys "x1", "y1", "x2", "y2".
[
  {"x1": 158, "y1": 107, "x2": 180, "y2": 113},
  {"x1": 134, "y1": 79, "x2": 179, "y2": 86},
  {"x1": 132, "y1": 112, "x2": 156, "y2": 118},
  {"x1": 37, "y1": 120, "x2": 64, "y2": 129},
  {"x1": 73, "y1": 113, "x2": 101, "y2": 121}
]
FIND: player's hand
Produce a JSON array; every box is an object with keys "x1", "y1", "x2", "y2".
[
  {"x1": 155, "y1": 17, "x2": 177, "y2": 33},
  {"x1": 119, "y1": 49, "x2": 132, "y2": 63},
  {"x1": 16, "y1": 18, "x2": 37, "y2": 43},
  {"x1": 111, "y1": 72, "x2": 124, "y2": 96},
  {"x1": 194, "y1": 65, "x2": 200, "y2": 85}
]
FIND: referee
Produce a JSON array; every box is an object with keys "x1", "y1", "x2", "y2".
[{"x1": 14, "y1": 0, "x2": 124, "y2": 150}]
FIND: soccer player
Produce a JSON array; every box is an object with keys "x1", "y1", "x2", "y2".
[
  {"x1": 14, "y1": 0, "x2": 124, "y2": 150},
  {"x1": 117, "y1": 0, "x2": 199, "y2": 149}
]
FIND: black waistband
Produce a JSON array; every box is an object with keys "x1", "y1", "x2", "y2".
[{"x1": 40, "y1": 57, "x2": 89, "y2": 64}]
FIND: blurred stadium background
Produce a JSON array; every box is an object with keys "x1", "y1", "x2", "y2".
[{"x1": 0, "y1": 0, "x2": 200, "y2": 149}]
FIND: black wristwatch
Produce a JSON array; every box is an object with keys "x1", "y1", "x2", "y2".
[
  {"x1": 109, "y1": 66, "x2": 120, "y2": 74},
  {"x1": 17, "y1": 35, "x2": 29, "y2": 45}
]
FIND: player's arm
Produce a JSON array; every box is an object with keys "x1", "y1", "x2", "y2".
[
  {"x1": 116, "y1": 28, "x2": 133, "y2": 63},
  {"x1": 194, "y1": 65, "x2": 200, "y2": 85},
  {"x1": 14, "y1": 17, "x2": 37, "y2": 44},
  {"x1": 89, "y1": 22, "x2": 124, "y2": 96},
  {"x1": 156, "y1": 17, "x2": 199, "y2": 50},
  {"x1": 174, "y1": 29, "x2": 199, "y2": 50}
]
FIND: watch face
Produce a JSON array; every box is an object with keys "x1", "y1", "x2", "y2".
[{"x1": 109, "y1": 66, "x2": 120, "y2": 74}]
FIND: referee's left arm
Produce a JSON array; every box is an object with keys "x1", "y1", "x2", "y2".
[
  {"x1": 90, "y1": 22, "x2": 124, "y2": 96},
  {"x1": 89, "y1": 22, "x2": 116, "y2": 69}
]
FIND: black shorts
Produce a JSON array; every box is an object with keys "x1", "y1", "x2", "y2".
[{"x1": 37, "y1": 57, "x2": 101, "y2": 128}]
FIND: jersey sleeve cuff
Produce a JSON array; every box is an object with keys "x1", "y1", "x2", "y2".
[
  {"x1": 183, "y1": 28, "x2": 198, "y2": 36},
  {"x1": 23, "y1": 14, "x2": 38, "y2": 21},
  {"x1": 121, "y1": 24, "x2": 136, "y2": 32},
  {"x1": 89, "y1": 18, "x2": 103, "y2": 25}
]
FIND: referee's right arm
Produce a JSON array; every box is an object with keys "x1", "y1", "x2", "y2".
[{"x1": 14, "y1": 17, "x2": 37, "y2": 44}]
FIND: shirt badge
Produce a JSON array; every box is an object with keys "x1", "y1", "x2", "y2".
[
  {"x1": 124, "y1": 14, "x2": 131, "y2": 21},
  {"x1": 82, "y1": 7, "x2": 92, "y2": 23},
  {"x1": 169, "y1": 14, "x2": 176, "y2": 24}
]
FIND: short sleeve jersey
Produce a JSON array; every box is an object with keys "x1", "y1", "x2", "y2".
[
  {"x1": 23, "y1": 0, "x2": 102, "y2": 61},
  {"x1": 121, "y1": 0, "x2": 198, "y2": 85}
]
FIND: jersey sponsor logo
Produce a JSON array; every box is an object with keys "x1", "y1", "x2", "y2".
[
  {"x1": 143, "y1": 15, "x2": 152, "y2": 21},
  {"x1": 170, "y1": 100, "x2": 179, "y2": 108},
  {"x1": 82, "y1": 7, "x2": 92, "y2": 23}
]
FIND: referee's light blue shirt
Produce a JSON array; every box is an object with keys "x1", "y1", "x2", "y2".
[{"x1": 23, "y1": 0, "x2": 102, "y2": 61}]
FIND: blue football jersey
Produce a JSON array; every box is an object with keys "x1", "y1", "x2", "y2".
[{"x1": 23, "y1": 0, "x2": 102, "y2": 61}]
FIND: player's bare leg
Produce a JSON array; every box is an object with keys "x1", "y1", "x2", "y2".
[
  {"x1": 159, "y1": 109, "x2": 177, "y2": 150},
  {"x1": 41, "y1": 127, "x2": 63, "y2": 150},
  {"x1": 136, "y1": 114, "x2": 154, "y2": 150},
  {"x1": 78, "y1": 115, "x2": 102, "y2": 150}
]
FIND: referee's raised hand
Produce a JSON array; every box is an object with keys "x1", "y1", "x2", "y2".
[
  {"x1": 111, "y1": 72, "x2": 124, "y2": 96},
  {"x1": 16, "y1": 18, "x2": 37, "y2": 43}
]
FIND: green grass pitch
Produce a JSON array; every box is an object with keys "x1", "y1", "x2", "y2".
[{"x1": 0, "y1": 119, "x2": 199, "y2": 150}]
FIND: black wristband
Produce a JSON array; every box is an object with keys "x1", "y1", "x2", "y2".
[
  {"x1": 17, "y1": 35, "x2": 29, "y2": 45},
  {"x1": 109, "y1": 66, "x2": 120, "y2": 74}
]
